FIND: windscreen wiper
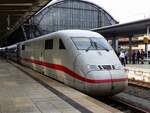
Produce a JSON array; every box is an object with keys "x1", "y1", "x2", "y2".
[
  {"x1": 86, "y1": 39, "x2": 109, "y2": 52},
  {"x1": 94, "y1": 41, "x2": 109, "y2": 52},
  {"x1": 86, "y1": 39, "x2": 93, "y2": 52}
]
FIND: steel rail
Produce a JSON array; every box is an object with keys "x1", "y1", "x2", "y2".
[
  {"x1": 110, "y1": 97, "x2": 149, "y2": 113},
  {"x1": 129, "y1": 79, "x2": 150, "y2": 89}
]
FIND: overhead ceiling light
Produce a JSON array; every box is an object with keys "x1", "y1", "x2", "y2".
[{"x1": 0, "y1": 3, "x2": 32, "y2": 6}]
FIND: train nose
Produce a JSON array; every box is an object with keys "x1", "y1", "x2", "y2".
[
  {"x1": 109, "y1": 70, "x2": 128, "y2": 95},
  {"x1": 85, "y1": 71, "x2": 113, "y2": 96},
  {"x1": 85, "y1": 70, "x2": 128, "y2": 96},
  {"x1": 110, "y1": 79, "x2": 128, "y2": 95},
  {"x1": 110, "y1": 70, "x2": 128, "y2": 95}
]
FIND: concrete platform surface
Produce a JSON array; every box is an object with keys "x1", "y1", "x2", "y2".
[
  {"x1": 126, "y1": 64, "x2": 150, "y2": 70},
  {"x1": 0, "y1": 59, "x2": 81, "y2": 113},
  {"x1": 0, "y1": 59, "x2": 122, "y2": 113},
  {"x1": 126, "y1": 64, "x2": 150, "y2": 83}
]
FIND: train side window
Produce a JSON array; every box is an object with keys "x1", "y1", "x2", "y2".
[
  {"x1": 45, "y1": 39, "x2": 53, "y2": 49},
  {"x1": 59, "y1": 39, "x2": 66, "y2": 49},
  {"x1": 22, "y1": 45, "x2": 25, "y2": 50}
]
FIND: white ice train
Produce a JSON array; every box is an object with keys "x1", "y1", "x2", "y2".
[{"x1": 5, "y1": 30, "x2": 128, "y2": 96}]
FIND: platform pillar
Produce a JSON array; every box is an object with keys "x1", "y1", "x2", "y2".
[
  {"x1": 146, "y1": 26, "x2": 150, "y2": 63},
  {"x1": 129, "y1": 36, "x2": 132, "y2": 64},
  {"x1": 112, "y1": 37, "x2": 118, "y2": 52}
]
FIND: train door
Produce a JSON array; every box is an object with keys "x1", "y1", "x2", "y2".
[
  {"x1": 32, "y1": 41, "x2": 44, "y2": 74},
  {"x1": 55, "y1": 38, "x2": 74, "y2": 85},
  {"x1": 43, "y1": 38, "x2": 57, "y2": 79}
]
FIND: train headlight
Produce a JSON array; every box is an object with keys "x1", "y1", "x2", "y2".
[
  {"x1": 87, "y1": 65, "x2": 99, "y2": 71},
  {"x1": 114, "y1": 64, "x2": 122, "y2": 70}
]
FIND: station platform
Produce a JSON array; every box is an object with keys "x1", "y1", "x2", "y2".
[
  {"x1": 0, "y1": 58, "x2": 122, "y2": 113},
  {"x1": 125, "y1": 64, "x2": 150, "y2": 83}
]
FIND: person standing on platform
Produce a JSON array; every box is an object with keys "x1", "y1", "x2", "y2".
[
  {"x1": 119, "y1": 51, "x2": 125, "y2": 66},
  {"x1": 132, "y1": 50, "x2": 136, "y2": 64},
  {"x1": 125, "y1": 51, "x2": 128, "y2": 64},
  {"x1": 136, "y1": 50, "x2": 141, "y2": 64},
  {"x1": 141, "y1": 49, "x2": 145, "y2": 64}
]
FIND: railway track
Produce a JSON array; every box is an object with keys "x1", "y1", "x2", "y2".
[
  {"x1": 98, "y1": 95, "x2": 149, "y2": 113},
  {"x1": 96, "y1": 80, "x2": 150, "y2": 113},
  {"x1": 128, "y1": 79, "x2": 150, "y2": 89},
  {"x1": 111, "y1": 96, "x2": 149, "y2": 113}
]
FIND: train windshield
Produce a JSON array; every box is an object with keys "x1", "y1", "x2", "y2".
[{"x1": 72, "y1": 37, "x2": 112, "y2": 51}]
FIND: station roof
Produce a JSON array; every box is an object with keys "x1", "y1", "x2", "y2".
[
  {"x1": 0, "y1": 0, "x2": 51, "y2": 39},
  {"x1": 92, "y1": 18, "x2": 150, "y2": 38}
]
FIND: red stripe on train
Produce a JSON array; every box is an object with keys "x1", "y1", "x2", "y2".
[{"x1": 21, "y1": 57, "x2": 128, "y2": 84}]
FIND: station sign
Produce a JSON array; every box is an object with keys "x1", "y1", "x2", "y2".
[{"x1": 143, "y1": 35, "x2": 149, "y2": 44}]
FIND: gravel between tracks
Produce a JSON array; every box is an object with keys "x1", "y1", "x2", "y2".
[{"x1": 124, "y1": 85, "x2": 150, "y2": 101}]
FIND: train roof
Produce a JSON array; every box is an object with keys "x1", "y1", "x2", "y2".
[
  {"x1": 1, "y1": 43, "x2": 17, "y2": 49},
  {"x1": 57, "y1": 29, "x2": 103, "y2": 37},
  {"x1": 20, "y1": 30, "x2": 104, "y2": 44}
]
